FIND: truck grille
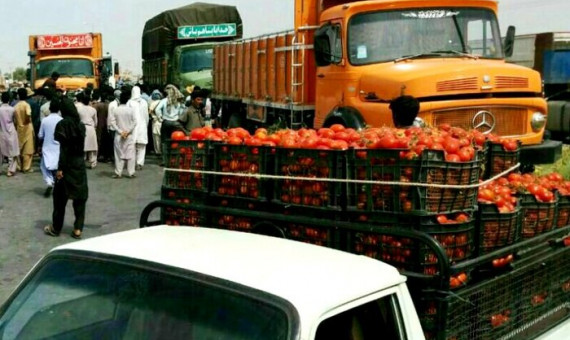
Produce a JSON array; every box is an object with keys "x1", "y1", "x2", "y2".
[
  {"x1": 437, "y1": 77, "x2": 478, "y2": 92},
  {"x1": 432, "y1": 107, "x2": 528, "y2": 136},
  {"x1": 495, "y1": 76, "x2": 528, "y2": 89}
]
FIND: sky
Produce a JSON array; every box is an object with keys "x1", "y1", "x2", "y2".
[{"x1": 0, "y1": 0, "x2": 568, "y2": 77}]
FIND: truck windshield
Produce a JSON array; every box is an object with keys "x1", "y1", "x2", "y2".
[
  {"x1": 180, "y1": 48, "x2": 214, "y2": 73},
  {"x1": 348, "y1": 7, "x2": 503, "y2": 65},
  {"x1": 37, "y1": 59, "x2": 94, "y2": 78},
  {"x1": 0, "y1": 257, "x2": 291, "y2": 340}
]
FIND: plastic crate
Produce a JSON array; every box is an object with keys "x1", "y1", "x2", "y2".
[
  {"x1": 346, "y1": 213, "x2": 475, "y2": 276},
  {"x1": 416, "y1": 293, "x2": 475, "y2": 340},
  {"x1": 520, "y1": 193, "x2": 557, "y2": 239},
  {"x1": 555, "y1": 194, "x2": 570, "y2": 228},
  {"x1": 213, "y1": 144, "x2": 272, "y2": 201},
  {"x1": 483, "y1": 142, "x2": 520, "y2": 180},
  {"x1": 346, "y1": 148, "x2": 419, "y2": 213},
  {"x1": 273, "y1": 148, "x2": 345, "y2": 210},
  {"x1": 418, "y1": 212, "x2": 476, "y2": 266},
  {"x1": 160, "y1": 190, "x2": 209, "y2": 227},
  {"x1": 416, "y1": 150, "x2": 482, "y2": 214},
  {"x1": 551, "y1": 246, "x2": 570, "y2": 307},
  {"x1": 210, "y1": 197, "x2": 271, "y2": 233},
  {"x1": 423, "y1": 246, "x2": 570, "y2": 340},
  {"x1": 163, "y1": 140, "x2": 215, "y2": 192},
  {"x1": 277, "y1": 208, "x2": 342, "y2": 248},
  {"x1": 477, "y1": 203, "x2": 521, "y2": 255}
]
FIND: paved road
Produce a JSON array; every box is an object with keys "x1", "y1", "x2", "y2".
[{"x1": 0, "y1": 154, "x2": 163, "y2": 303}]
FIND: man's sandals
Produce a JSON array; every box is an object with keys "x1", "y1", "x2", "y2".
[{"x1": 44, "y1": 225, "x2": 59, "y2": 237}]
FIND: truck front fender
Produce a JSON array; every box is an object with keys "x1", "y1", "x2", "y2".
[{"x1": 324, "y1": 107, "x2": 366, "y2": 130}]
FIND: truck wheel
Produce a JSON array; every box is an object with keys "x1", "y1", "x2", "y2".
[
  {"x1": 228, "y1": 113, "x2": 244, "y2": 128},
  {"x1": 253, "y1": 222, "x2": 285, "y2": 238}
]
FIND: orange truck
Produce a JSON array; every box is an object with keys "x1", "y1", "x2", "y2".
[
  {"x1": 212, "y1": 0, "x2": 561, "y2": 164},
  {"x1": 28, "y1": 32, "x2": 118, "y2": 92}
]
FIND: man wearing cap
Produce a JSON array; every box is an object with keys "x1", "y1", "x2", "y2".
[
  {"x1": 13, "y1": 88, "x2": 35, "y2": 172},
  {"x1": 179, "y1": 89, "x2": 205, "y2": 133}
]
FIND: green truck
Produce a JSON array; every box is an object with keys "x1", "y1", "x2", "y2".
[{"x1": 141, "y1": 2, "x2": 242, "y2": 92}]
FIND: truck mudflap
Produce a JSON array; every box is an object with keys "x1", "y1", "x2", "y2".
[
  {"x1": 520, "y1": 139, "x2": 562, "y2": 165},
  {"x1": 141, "y1": 200, "x2": 570, "y2": 340}
]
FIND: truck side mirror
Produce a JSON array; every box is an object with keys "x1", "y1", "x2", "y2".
[
  {"x1": 503, "y1": 25, "x2": 516, "y2": 58},
  {"x1": 314, "y1": 26, "x2": 332, "y2": 67},
  {"x1": 114, "y1": 62, "x2": 120, "y2": 76}
]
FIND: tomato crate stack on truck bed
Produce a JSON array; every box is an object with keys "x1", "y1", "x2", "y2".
[
  {"x1": 211, "y1": 0, "x2": 561, "y2": 165},
  {"x1": 142, "y1": 2, "x2": 242, "y2": 92},
  {"x1": 141, "y1": 123, "x2": 570, "y2": 340},
  {"x1": 28, "y1": 32, "x2": 116, "y2": 92}
]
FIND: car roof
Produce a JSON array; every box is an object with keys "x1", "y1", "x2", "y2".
[{"x1": 54, "y1": 226, "x2": 405, "y2": 323}]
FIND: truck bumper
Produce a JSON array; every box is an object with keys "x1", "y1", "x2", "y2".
[{"x1": 520, "y1": 139, "x2": 563, "y2": 165}]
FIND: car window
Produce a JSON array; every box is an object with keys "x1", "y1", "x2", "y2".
[
  {"x1": 0, "y1": 256, "x2": 292, "y2": 340},
  {"x1": 315, "y1": 293, "x2": 406, "y2": 340}
]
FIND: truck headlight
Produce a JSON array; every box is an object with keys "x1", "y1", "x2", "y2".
[{"x1": 531, "y1": 112, "x2": 546, "y2": 132}]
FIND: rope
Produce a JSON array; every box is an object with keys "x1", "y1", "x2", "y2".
[{"x1": 163, "y1": 163, "x2": 520, "y2": 190}]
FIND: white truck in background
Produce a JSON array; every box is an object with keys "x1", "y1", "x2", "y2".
[{"x1": 0, "y1": 226, "x2": 569, "y2": 339}]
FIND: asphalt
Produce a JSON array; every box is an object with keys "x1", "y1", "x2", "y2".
[{"x1": 0, "y1": 153, "x2": 163, "y2": 303}]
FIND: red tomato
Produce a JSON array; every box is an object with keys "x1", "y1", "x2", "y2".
[
  {"x1": 378, "y1": 135, "x2": 398, "y2": 149},
  {"x1": 329, "y1": 124, "x2": 345, "y2": 133},
  {"x1": 317, "y1": 128, "x2": 335, "y2": 139},
  {"x1": 444, "y1": 137, "x2": 460, "y2": 154},
  {"x1": 457, "y1": 147, "x2": 473, "y2": 162},
  {"x1": 190, "y1": 128, "x2": 207, "y2": 140},
  {"x1": 502, "y1": 140, "x2": 518, "y2": 151},
  {"x1": 436, "y1": 215, "x2": 448, "y2": 224},
  {"x1": 456, "y1": 213, "x2": 469, "y2": 223},
  {"x1": 227, "y1": 136, "x2": 242, "y2": 145},
  {"x1": 445, "y1": 153, "x2": 461, "y2": 162},
  {"x1": 171, "y1": 130, "x2": 186, "y2": 140}
]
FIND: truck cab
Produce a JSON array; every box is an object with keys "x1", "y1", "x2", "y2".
[
  {"x1": 28, "y1": 33, "x2": 116, "y2": 92},
  {"x1": 172, "y1": 42, "x2": 216, "y2": 91}
]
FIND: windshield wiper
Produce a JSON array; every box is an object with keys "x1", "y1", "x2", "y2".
[
  {"x1": 394, "y1": 53, "x2": 443, "y2": 63},
  {"x1": 430, "y1": 50, "x2": 478, "y2": 59}
]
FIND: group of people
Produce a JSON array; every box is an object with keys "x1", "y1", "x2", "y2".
[{"x1": 0, "y1": 79, "x2": 212, "y2": 240}]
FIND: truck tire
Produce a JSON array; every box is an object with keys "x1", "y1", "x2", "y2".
[
  {"x1": 323, "y1": 107, "x2": 366, "y2": 130},
  {"x1": 228, "y1": 113, "x2": 244, "y2": 129}
]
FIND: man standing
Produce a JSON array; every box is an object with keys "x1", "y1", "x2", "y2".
[
  {"x1": 13, "y1": 88, "x2": 35, "y2": 173},
  {"x1": 40, "y1": 87, "x2": 56, "y2": 119},
  {"x1": 93, "y1": 90, "x2": 112, "y2": 163},
  {"x1": 76, "y1": 92, "x2": 98, "y2": 168},
  {"x1": 0, "y1": 92, "x2": 20, "y2": 177},
  {"x1": 127, "y1": 86, "x2": 149, "y2": 170},
  {"x1": 179, "y1": 89, "x2": 205, "y2": 133},
  {"x1": 42, "y1": 72, "x2": 60, "y2": 90},
  {"x1": 149, "y1": 90, "x2": 163, "y2": 155},
  {"x1": 38, "y1": 98, "x2": 63, "y2": 196},
  {"x1": 155, "y1": 84, "x2": 185, "y2": 166},
  {"x1": 109, "y1": 90, "x2": 137, "y2": 178}
]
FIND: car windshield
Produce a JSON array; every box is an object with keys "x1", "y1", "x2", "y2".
[
  {"x1": 180, "y1": 48, "x2": 214, "y2": 73},
  {"x1": 0, "y1": 256, "x2": 291, "y2": 340},
  {"x1": 37, "y1": 59, "x2": 94, "y2": 78},
  {"x1": 348, "y1": 7, "x2": 503, "y2": 65}
]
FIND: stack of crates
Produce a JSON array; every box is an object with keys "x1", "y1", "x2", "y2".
[{"x1": 160, "y1": 140, "x2": 214, "y2": 227}]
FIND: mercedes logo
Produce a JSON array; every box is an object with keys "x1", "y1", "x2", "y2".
[{"x1": 472, "y1": 111, "x2": 496, "y2": 134}]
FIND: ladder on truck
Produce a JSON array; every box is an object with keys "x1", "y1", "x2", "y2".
[{"x1": 290, "y1": 32, "x2": 306, "y2": 129}]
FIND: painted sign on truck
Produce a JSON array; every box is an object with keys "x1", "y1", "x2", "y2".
[{"x1": 178, "y1": 23, "x2": 237, "y2": 39}]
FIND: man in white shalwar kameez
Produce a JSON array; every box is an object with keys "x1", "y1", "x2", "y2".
[
  {"x1": 0, "y1": 92, "x2": 20, "y2": 177},
  {"x1": 76, "y1": 92, "x2": 98, "y2": 168},
  {"x1": 38, "y1": 99, "x2": 63, "y2": 196},
  {"x1": 109, "y1": 90, "x2": 137, "y2": 178},
  {"x1": 127, "y1": 86, "x2": 149, "y2": 170}
]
